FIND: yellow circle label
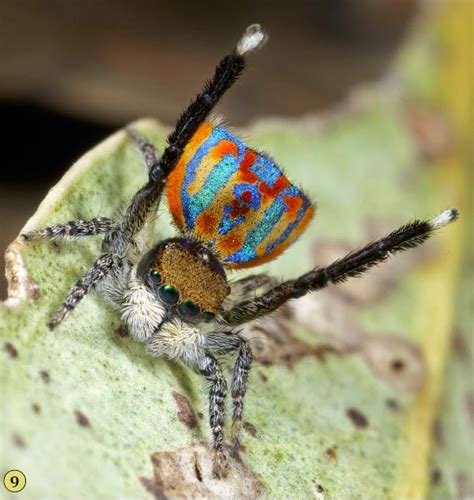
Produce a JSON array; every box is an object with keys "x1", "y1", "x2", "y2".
[{"x1": 3, "y1": 470, "x2": 26, "y2": 493}]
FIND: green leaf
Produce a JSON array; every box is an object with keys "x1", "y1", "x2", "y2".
[{"x1": 1, "y1": 5, "x2": 468, "y2": 497}]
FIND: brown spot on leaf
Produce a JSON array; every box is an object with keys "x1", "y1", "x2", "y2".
[
  {"x1": 361, "y1": 334, "x2": 425, "y2": 393},
  {"x1": 324, "y1": 447, "x2": 337, "y2": 461},
  {"x1": 116, "y1": 325, "x2": 129, "y2": 337},
  {"x1": 243, "y1": 421, "x2": 257, "y2": 437},
  {"x1": 346, "y1": 408, "x2": 369, "y2": 428},
  {"x1": 193, "y1": 454, "x2": 203, "y2": 482},
  {"x1": 12, "y1": 433, "x2": 25, "y2": 448},
  {"x1": 40, "y1": 370, "x2": 50, "y2": 383},
  {"x1": 386, "y1": 398, "x2": 403, "y2": 413},
  {"x1": 452, "y1": 329, "x2": 469, "y2": 361},
  {"x1": 74, "y1": 410, "x2": 91, "y2": 427},
  {"x1": 172, "y1": 391, "x2": 197, "y2": 429},
  {"x1": 140, "y1": 477, "x2": 167, "y2": 500},
  {"x1": 3, "y1": 342, "x2": 18, "y2": 358},
  {"x1": 431, "y1": 468, "x2": 441, "y2": 485},
  {"x1": 50, "y1": 241, "x2": 62, "y2": 253},
  {"x1": 141, "y1": 443, "x2": 264, "y2": 498},
  {"x1": 32, "y1": 403, "x2": 41, "y2": 414},
  {"x1": 391, "y1": 358, "x2": 405, "y2": 372}
]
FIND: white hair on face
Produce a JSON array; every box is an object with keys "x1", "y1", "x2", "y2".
[
  {"x1": 430, "y1": 208, "x2": 459, "y2": 228},
  {"x1": 121, "y1": 267, "x2": 165, "y2": 342},
  {"x1": 237, "y1": 24, "x2": 267, "y2": 55}
]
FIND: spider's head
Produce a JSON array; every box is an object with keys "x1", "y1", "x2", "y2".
[{"x1": 138, "y1": 238, "x2": 230, "y2": 323}]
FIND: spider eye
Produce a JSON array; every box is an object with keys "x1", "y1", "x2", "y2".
[
  {"x1": 203, "y1": 311, "x2": 215, "y2": 322},
  {"x1": 159, "y1": 284, "x2": 180, "y2": 304},
  {"x1": 149, "y1": 270, "x2": 162, "y2": 285},
  {"x1": 178, "y1": 300, "x2": 201, "y2": 317}
]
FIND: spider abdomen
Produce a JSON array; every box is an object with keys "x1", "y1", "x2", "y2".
[{"x1": 166, "y1": 122, "x2": 315, "y2": 269}]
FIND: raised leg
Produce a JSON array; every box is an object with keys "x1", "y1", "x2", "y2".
[
  {"x1": 48, "y1": 252, "x2": 117, "y2": 329},
  {"x1": 121, "y1": 25, "x2": 265, "y2": 243},
  {"x1": 221, "y1": 209, "x2": 459, "y2": 325},
  {"x1": 21, "y1": 217, "x2": 116, "y2": 242},
  {"x1": 150, "y1": 24, "x2": 265, "y2": 183},
  {"x1": 227, "y1": 274, "x2": 278, "y2": 306}
]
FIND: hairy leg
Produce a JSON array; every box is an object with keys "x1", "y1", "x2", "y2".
[
  {"x1": 227, "y1": 274, "x2": 278, "y2": 306},
  {"x1": 221, "y1": 209, "x2": 459, "y2": 325},
  {"x1": 21, "y1": 217, "x2": 116, "y2": 242},
  {"x1": 122, "y1": 25, "x2": 265, "y2": 244},
  {"x1": 203, "y1": 333, "x2": 252, "y2": 451},
  {"x1": 127, "y1": 128, "x2": 161, "y2": 174},
  {"x1": 196, "y1": 351, "x2": 228, "y2": 477},
  {"x1": 48, "y1": 252, "x2": 118, "y2": 329},
  {"x1": 230, "y1": 338, "x2": 252, "y2": 450}
]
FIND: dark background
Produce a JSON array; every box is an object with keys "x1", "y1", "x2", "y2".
[{"x1": 0, "y1": 0, "x2": 419, "y2": 298}]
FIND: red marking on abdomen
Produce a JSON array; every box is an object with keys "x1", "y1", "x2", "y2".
[
  {"x1": 259, "y1": 175, "x2": 290, "y2": 198},
  {"x1": 283, "y1": 195, "x2": 303, "y2": 219},
  {"x1": 239, "y1": 151, "x2": 258, "y2": 183},
  {"x1": 230, "y1": 199, "x2": 250, "y2": 219},
  {"x1": 241, "y1": 190, "x2": 252, "y2": 203},
  {"x1": 211, "y1": 140, "x2": 238, "y2": 161},
  {"x1": 196, "y1": 212, "x2": 218, "y2": 238},
  {"x1": 217, "y1": 230, "x2": 245, "y2": 256}
]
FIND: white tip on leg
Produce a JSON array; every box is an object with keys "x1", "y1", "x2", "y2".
[
  {"x1": 430, "y1": 208, "x2": 459, "y2": 228},
  {"x1": 237, "y1": 24, "x2": 266, "y2": 55}
]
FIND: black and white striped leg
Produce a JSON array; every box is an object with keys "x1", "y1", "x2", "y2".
[
  {"x1": 21, "y1": 217, "x2": 117, "y2": 242},
  {"x1": 198, "y1": 353, "x2": 228, "y2": 478},
  {"x1": 48, "y1": 252, "x2": 117, "y2": 329},
  {"x1": 202, "y1": 333, "x2": 253, "y2": 452},
  {"x1": 230, "y1": 338, "x2": 253, "y2": 450},
  {"x1": 221, "y1": 209, "x2": 459, "y2": 326}
]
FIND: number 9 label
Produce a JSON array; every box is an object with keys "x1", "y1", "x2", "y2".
[{"x1": 3, "y1": 470, "x2": 26, "y2": 493}]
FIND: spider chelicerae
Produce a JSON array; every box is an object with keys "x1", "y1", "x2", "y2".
[{"x1": 22, "y1": 24, "x2": 459, "y2": 477}]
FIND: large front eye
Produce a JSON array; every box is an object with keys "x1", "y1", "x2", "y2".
[
  {"x1": 178, "y1": 300, "x2": 201, "y2": 318},
  {"x1": 159, "y1": 284, "x2": 180, "y2": 304}
]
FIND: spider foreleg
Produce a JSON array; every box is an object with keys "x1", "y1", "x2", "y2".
[
  {"x1": 48, "y1": 252, "x2": 118, "y2": 329},
  {"x1": 230, "y1": 338, "x2": 252, "y2": 451},
  {"x1": 203, "y1": 332, "x2": 253, "y2": 452},
  {"x1": 21, "y1": 217, "x2": 117, "y2": 242},
  {"x1": 221, "y1": 208, "x2": 459, "y2": 325},
  {"x1": 198, "y1": 353, "x2": 228, "y2": 478}
]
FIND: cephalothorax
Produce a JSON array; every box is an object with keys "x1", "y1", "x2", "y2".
[{"x1": 22, "y1": 25, "x2": 458, "y2": 477}]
